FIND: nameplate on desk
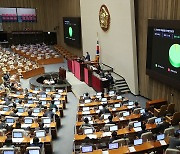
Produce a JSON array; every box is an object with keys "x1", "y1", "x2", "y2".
[
  {"x1": 128, "y1": 146, "x2": 136, "y2": 152},
  {"x1": 87, "y1": 134, "x2": 97, "y2": 139},
  {"x1": 160, "y1": 140, "x2": 166, "y2": 145},
  {"x1": 79, "y1": 104, "x2": 85, "y2": 106},
  {"x1": 133, "y1": 127, "x2": 142, "y2": 132},
  {"x1": 82, "y1": 111, "x2": 90, "y2": 114},
  {"x1": 102, "y1": 151, "x2": 109, "y2": 154},
  {"x1": 102, "y1": 132, "x2": 111, "y2": 137},
  {"x1": 119, "y1": 117, "x2": 125, "y2": 120}
]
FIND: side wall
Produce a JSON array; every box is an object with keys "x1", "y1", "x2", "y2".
[
  {"x1": 80, "y1": 0, "x2": 139, "y2": 94},
  {"x1": 135, "y1": 0, "x2": 180, "y2": 111}
]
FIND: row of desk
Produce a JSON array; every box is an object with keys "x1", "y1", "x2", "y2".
[{"x1": 73, "y1": 95, "x2": 170, "y2": 154}]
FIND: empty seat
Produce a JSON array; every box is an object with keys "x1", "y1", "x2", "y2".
[
  {"x1": 165, "y1": 148, "x2": 180, "y2": 154},
  {"x1": 141, "y1": 132, "x2": 153, "y2": 142},
  {"x1": 164, "y1": 127, "x2": 175, "y2": 137}
]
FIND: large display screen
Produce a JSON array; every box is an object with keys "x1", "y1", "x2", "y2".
[
  {"x1": 0, "y1": 7, "x2": 36, "y2": 23},
  {"x1": 146, "y1": 19, "x2": 180, "y2": 89},
  {"x1": 63, "y1": 17, "x2": 81, "y2": 48}
]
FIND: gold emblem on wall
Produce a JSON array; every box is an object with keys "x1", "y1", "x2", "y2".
[{"x1": 99, "y1": 4, "x2": 110, "y2": 31}]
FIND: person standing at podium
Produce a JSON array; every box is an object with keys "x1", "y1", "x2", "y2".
[{"x1": 85, "y1": 52, "x2": 90, "y2": 61}]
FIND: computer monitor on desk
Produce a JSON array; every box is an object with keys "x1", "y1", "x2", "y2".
[
  {"x1": 123, "y1": 111, "x2": 130, "y2": 117},
  {"x1": 24, "y1": 118, "x2": 33, "y2": 124},
  {"x1": 84, "y1": 128, "x2": 93, "y2": 135},
  {"x1": 81, "y1": 146, "x2": 93, "y2": 153},
  {"x1": 6, "y1": 117, "x2": 15, "y2": 124},
  {"x1": 155, "y1": 118, "x2": 162, "y2": 124},
  {"x1": 13, "y1": 132, "x2": 23, "y2": 138},
  {"x1": 134, "y1": 122, "x2": 141, "y2": 128},
  {"x1": 29, "y1": 149, "x2": 40, "y2": 154},
  {"x1": 134, "y1": 138, "x2": 143, "y2": 146},
  {"x1": 3, "y1": 150, "x2": 14, "y2": 154},
  {"x1": 109, "y1": 143, "x2": 119, "y2": 150},
  {"x1": 35, "y1": 130, "x2": 46, "y2": 138},
  {"x1": 157, "y1": 134, "x2": 165, "y2": 141}
]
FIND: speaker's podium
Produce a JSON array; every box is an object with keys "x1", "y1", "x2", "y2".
[{"x1": 59, "y1": 67, "x2": 66, "y2": 80}]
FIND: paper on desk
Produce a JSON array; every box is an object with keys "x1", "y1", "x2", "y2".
[
  {"x1": 96, "y1": 110, "x2": 100, "y2": 113},
  {"x1": 104, "y1": 120, "x2": 109, "y2": 123},
  {"x1": 102, "y1": 151, "x2": 109, "y2": 154},
  {"x1": 160, "y1": 140, "x2": 167, "y2": 145},
  {"x1": 80, "y1": 104, "x2": 84, "y2": 106},
  {"x1": 119, "y1": 117, "x2": 125, "y2": 120},
  {"x1": 127, "y1": 105, "x2": 134, "y2": 109},
  {"x1": 89, "y1": 121, "x2": 93, "y2": 124},
  {"x1": 82, "y1": 111, "x2": 90, "y2": 114},
  {"x1": 102, "y1": 132, "x2": 111, "y2": 137},
  {"x1": 87, "y1": 134, "x2": 97, "y2": 139},
  {"x1": 112, "y1": 108, "x2": 116, "y2": 111},
  {"x1": 32, "y1": 91, "x2": 39, "y2": 94},
  {"x1": 128, "y1": 146, "x2": 136, "y2": 152},
  {"x1": 134, "y1": 127, "x2": 142, "y2": 132}
]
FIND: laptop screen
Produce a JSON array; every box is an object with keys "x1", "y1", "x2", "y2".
[
  {"x1": 25, "y1": 118, "x2": 33, "y2": 124},
  {"x1": 41, "y1": 94, "x2": 46, "y2": 98},
  {"x1": 157, "y1": 134, "x2": 165, "y2": 141},
  {"x1": 134, "y1": 122, "x2": 141, "y2": 128},
  {"x1": 43, "y1": 118, "x2": 51, "y2": 124},
  {"x1": 114, "y1": 104, "x2": 121, "y2": 108},
  {"x1": 110, "y1": 125, "x2": 118, "y2": 131},
  {"x1": 140, "y1": 109, "x2": 145, "y2": 114},
  {"x1": 101, "y1": 98, "x2": 107, "y2": 102},
  {"x1": 109, "y1": 91, "x2": 115, "y2": 95},
  {"x1": 128, "y1": 101, "x2": 134, "y2": 106},
  {"x1": 3, "y1": 151, "x2": 14, "y2": 154},
  {"x1": 28, "y1": 93, "x2": 33, "y2": 97},
  {"x1": 15, "y1": 99, "x2": 19, "y2": 103},
  {"x1": 3, "y1": 107, "x2": 9, "y2": 111},
  {"x1": 36, "y1": 131, "x2": 45, "y2": 138},
  {"x1": 29, "y1": 150, "x2": 40, "y2": 154},
  {"x1": 134, "y1": 138, "x2": 143, "y2": 146},
  {"x1": 35, "y1": 87, "x2": 39, "y2": 91},
  {"x1": 123, "y1": 111, "x2": 130, "y2": 117},
  {"x1": 109, "y1": 143, "x2": 119, "y2": 150},
  {"x1": 81, "y1": 146, "x2": 93, "y2": 153},
  {"x1": 155, "y1": 118, "x2": 162, "y2": 124},
  {"x1": 28, "y1": 100, "x2": 33, "y2": 104},
  {"x1": 84, "y1": 128, "x2": 93, "y2": 135},
  {"x1": 116, "y1": 96, "x2": 122, "y2": 100},
  {"x1": 41, "y1": 101, "x2": 47, "y2": 105},
  {"x1": 6, "y1": 118, "x2": 14, "y2": 123},
  {"x1": 54, "y1": 100, "x2": 60, "y2": 105},
  {"x1": 83, "y1": 107, "x2": 90, "y2": 111},
  {"x1": 13, "y1": 132, "x2": 23, "y2": 138},
  {"x1": 46, "y1": 88, "x2": 51, "y2": 92},
  {"x1": 33, "y1": 108, "x2": 40, "y2": 113},
  {"x1": 17, "y1": 108, "x2": 24, "y2": 113},
  {"x1": 84, "y1": 99, "x2": 91, "y2": 103}
]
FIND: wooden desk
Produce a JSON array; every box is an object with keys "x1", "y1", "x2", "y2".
[
  {"x1": 146, "y1": 99, "x2": 167, "y2": 110},
  {"x1": 22, "y1": 67, "x2": 45, "y2": 79}
]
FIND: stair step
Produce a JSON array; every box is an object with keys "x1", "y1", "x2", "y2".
[
  {"x1": 115, "y1": 80, "x2": 126, "y2": 84},
  {"x1": 114, "y1": 83, "x2": 128, "y2": 87},
  {"x1": 117, "y1": 86, "x2": 129, "y2": 90},
  {"x1": 121, "y1": 89, "x2": 131, "y2": 93}
]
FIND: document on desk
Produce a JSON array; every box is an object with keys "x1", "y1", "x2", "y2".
[
  {"x1": 87, "y1": 134, "x2": 97, "y2": 139},
  {"x1": 112, "y1": 108, "x2": 116, "y2": 111},
  {"x1": 79, "y1": 104, "x2": 84, "y2": 106},
  {"x1": 127, "y1": 105, "x2": 134, "y2": 109},
  {"x1": 102, "y1": 132, "x2": 111, "y2": 137},
  {"x1": 101, "y1": 78, "x2": 108, "y2": 81},
  {"x1": 96, "y1": 110, "x2": 100, "y2": 113},
  {"x1": 82, "y1": 111, "x2": 90, "y2": 114},
  {"x1": 12, "y1": 138, "x2": 24, "y2": 143},
  {"x1": 119, "y1": 117, "x2": 125, "y2": 120},
  {"x1": 21, "y1": 124, "x2": 31, "y2": 128},
  {"x1": 128, "y1": 146, "x2": 136, "y2": 152},
  {"x1": 89, "y1": 121, "x2": 93, "y2": 124},
  {"x1": 160, "y1": 140, "x2": 167, "y2": 145},
  {"x1": 134, "y1": 127, "x2": 142, "y2": 132}
]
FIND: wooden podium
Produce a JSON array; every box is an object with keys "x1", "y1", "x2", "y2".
[{"x1": 59, "y1": 67, "x2": 66, "y2": 80}]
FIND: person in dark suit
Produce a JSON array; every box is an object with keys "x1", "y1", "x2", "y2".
[
  {"x1": 137, "y1": 123, "x2": 146, "y2": 138},
  {"x1": 30, "y1": 137, "x2": 43, "y2": 148},
  {"x1": 85, "y1": 52, "x2": 90, "y2": 61},
  {"x1": 168, "y1": 131, "x2": 180, "y2": 150},
  {"x1": 79, "y1": 118, "x2": 94, "y2": 131},
  {"x1": 109, "y1": 131, "x2": 119, "y2": 143},
  {"x1": 98, "y1": 104, "x2": 110, "y2": 117},
  {"x1": 107, "y1": 115, "x2": 116, "y2": 124},
  {"x1": 154, "y1": 117, "x2": 170, "y2": 134}
]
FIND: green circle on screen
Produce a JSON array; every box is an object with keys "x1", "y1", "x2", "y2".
[
  {"x1": 169, "y1": 44, "x2": 180, "y2": 68},
  {"x1": 69, "y1": 27, "x2": 73, "y2": 37}
]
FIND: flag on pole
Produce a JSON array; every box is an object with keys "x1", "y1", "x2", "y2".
[{"x1": 95, "y1": 32, "x2": 100, "y2": 62}]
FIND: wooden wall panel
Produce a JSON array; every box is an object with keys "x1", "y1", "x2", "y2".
[{"x1": 135, "y1": 0, "x2": 180, "y2": 111}]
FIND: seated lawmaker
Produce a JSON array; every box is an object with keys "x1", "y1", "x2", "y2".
[
  {"x1": 79, "y1": 118, "x2": 94, "y2": 131},
  {"x1": 98, "y1": 103, "x2": 111, "y2": 117},
  {"x1": 107, "y1": 115, "x2": 116, "y2": 124},
  {"x1": 109, "y1": 131, "x2": 119, "y2": 143},
  {"x1": 168, "y1": 131, "x2": 180, "y2": 150},
  {"x1": 30, "y1": 137, "x2": 43, "y2": 148}
]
